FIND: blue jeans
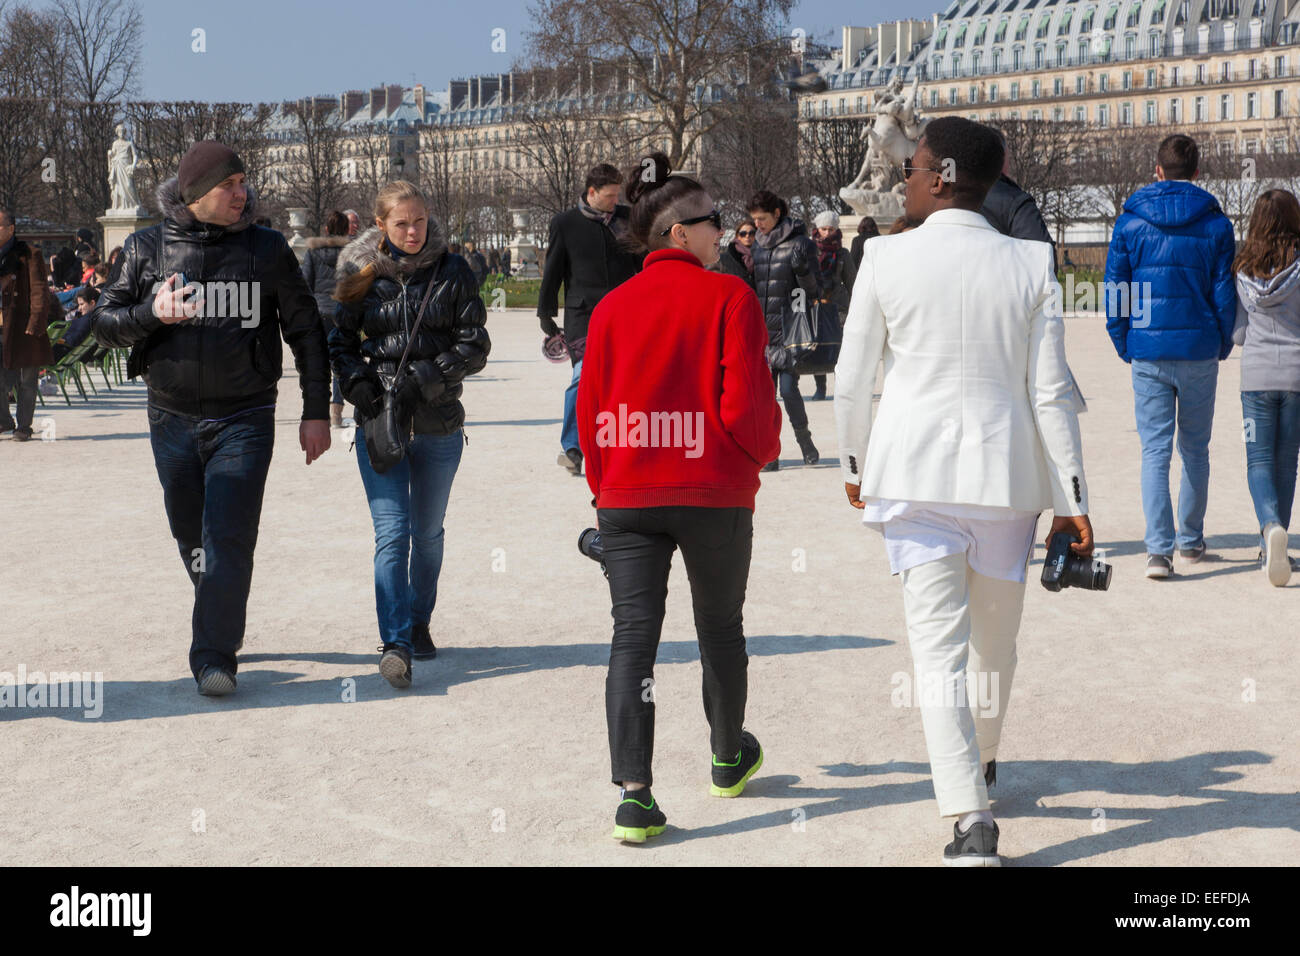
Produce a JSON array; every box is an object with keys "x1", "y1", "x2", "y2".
[
  {"x1": 148, "y1": 405, "x2": 276, "y2": 680},
  {"x1": 356, "y1": 429, "x2": 464, "y2": 648},
  {"x1": 561, "y1": 359, "x2": 583, "y2": 453},
  {"x1": 1131, "y1": 359, "x2": 1219, "y2": 555},
  {"x1": 1241, "y1": 391, "x2": 1300, "y2": 542}
]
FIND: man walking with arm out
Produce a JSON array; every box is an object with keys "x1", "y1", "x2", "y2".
[
  {"x1": 835, "y1": 118, "x2": 1095, "y2": 865},
  {"x1": 91, "y1": 141, "x2": 331, "y2": 696}
]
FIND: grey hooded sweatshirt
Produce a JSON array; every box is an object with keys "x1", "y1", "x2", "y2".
[{"x1": 1234, "y1": 258, "x2": 1300, "y2": 393}]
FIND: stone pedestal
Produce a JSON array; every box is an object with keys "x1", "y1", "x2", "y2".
[
  {"x1": 286, "y1": 208, "x2": 309, "y2": 258},
  {"x1": 508, "y1": 207, "x2": 540, "y2": 277},
  {"x1": 97, "y1": 210, "x2": 157, "y2": 257},
  {"x1": 839, "y1": 187, "x2": 905, "y2": 234}
]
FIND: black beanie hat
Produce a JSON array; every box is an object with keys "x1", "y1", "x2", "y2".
[{"x1": 178, "y1": 141, "x2": 246, "y2": 205}]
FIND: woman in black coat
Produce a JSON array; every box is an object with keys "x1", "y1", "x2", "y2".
[
  {"x1": 712, "y1": 215, "x2": 756, "y2": 288},
  {"x1": 747, "y1": 190, "x2": 824, "y2": 469},
  {"x1": 329, "y1": 181, "x2": 490, "y2": 688},
  {"x1": 301, "y1": 210, "x2": 351, "y2": 426}
]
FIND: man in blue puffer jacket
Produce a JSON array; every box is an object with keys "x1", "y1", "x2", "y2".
[{"x1": 1105, "y1": 133, "x2": 1236, "y2": 579}]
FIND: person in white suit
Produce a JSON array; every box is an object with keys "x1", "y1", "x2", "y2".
[{"x1": 834, "y1": 117, "x2": 1096, "y2": 866}]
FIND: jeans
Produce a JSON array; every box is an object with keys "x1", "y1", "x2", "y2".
[
  {"x1": 561, "y1": 359, "x2": 583, "y2": 453},
  {"x1": 148, "y1": 405, "x2": 276, "y2": 680},
  {"x1": 598, "y1": 506, "x2": 753, "y2": 787},
  {"x1": 772, "y1": 367, "x2": 807, "y2": 431},
  {"x1": 1131, "y1": 359, "x2": 1219, "y2": 555},
  {"x1": 0, "y1": 343, "x2": 38, "y2": 432},
  {"x1": 1241, "y1": 390, "x2": 1300, "y2": 542},
  {"x1": 356, "y1": 429, "x2": 464, "y2": 649}
]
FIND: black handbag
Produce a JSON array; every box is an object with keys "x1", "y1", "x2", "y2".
[
  {"x1": 793, "y1": 299, "x2": 842, "y2": 375},
  {"x1": 363, "y1": 277, "x2": 438, "y2": 474}
]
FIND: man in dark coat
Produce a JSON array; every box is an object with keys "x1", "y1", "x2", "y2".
[
  {"x1": 537, "y1": 163, "x2": 643, "y2": 475},
  {"x1": 91, "y1": 141, "x2": 331, "y2": 697},
  {"x1": 0, "y1": 208, "x2": 54, "y2": 441}
]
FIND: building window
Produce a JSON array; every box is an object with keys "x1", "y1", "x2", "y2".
[
  {"x1": 1172, "y1": 65, "x2": 1182, "y2": 85},
  {"x1": 1125, "y1": 34, "x2": 1136, "y2": 59},
  {"x1": 931, "y1": 89, "x2": 940, "y2": 107},
  {"x1": 992, "y1": 49, "x2": 1002, "y2": 72},
  {"x1": 973, "y1": 51, "x2": 983, "y2": 74},
  {"x1": 1075, "y1": 105, "x2": 1087, "y2": 122},
  {"x1": 1276, "y1": 89, "x2": 1286, "y2": 116},
  {"x1": 1247, "y1": 92, "x2": 1258, "y2": 118},
  {"x1": 1078, "y1": 40, "x2": 1089, "y2": 64},
  {"x1": 1099, "y1": 74, "x2": 1110, "y2": 92},
  {"x1": 1013, "y1": 47, "x2": 1023, "y2": 70},
  {"x1": 989, "y1": 84, "x2": 999, "y2": 102},
  {"x1": 969, "y1": 85, "x2": 979, "y2": 103},
  {"x1": 1146, "y1": 100, "x2": 1157, "y2": 123},
  {"x1": 1248, "y1": 59, "x2": 1258, "y2": 79},
  {"x1": 1221, "y1": 62, "x2": 1232, "y2": 82},
  {"x1": 856, "y1": 95, "x2": 864, "y2": 112},
  {"x1": 1032, "y1": 79, "x2": 1041, "y2": 97},
  {"x1": 1053, "y1": 106, "x2": 1065, "y2": 120},
  {"x1": 1098, "y1": 104, "x2": 1110, "y2": 126},
  {"x1": 1123, "y1": 70, "x2": 1132, "y2": 90},
  {"x1": 1146, "y1": 68, "x2": 1156, "y2": 88},
  {"x1": 1275, "y1": 55, "x2": 1287, "y2": 78},
  {"x1": 1220, "y1": 93, "x2": 1232, "y2": 120},
  {"x1": 1076, "y1": 75, "x2": 1086, "y2": 94},
  {"x1": 1194, "y1": 95, "x2": 1207, "y2": 121},
  {"x1": 949, "y1": 87, "x2": 959, "y2": 105},
  {"x1": 1030, "y1": 108, "x2": 1042, "y2": 120},
  {"x1": 1010, "y1": 81, "x2": 1020, "y2": 100},
  {"x1": 1054, "y1": 77, "x2": 1063, "y2": 95},
  {"x1": 1196, "y1": 64, "x2": 1206, "y2": 83},
  {"x1": 839, "y1": 97, "x2": 846, "y2": 114},
  {"x1": 1035, "y1": 46, "x2": 1044, "y2": 69},
  {"x1": 1121, "y1": 102, "x2": 1133, "y2": 125},
  {"x1": 1170, "y1": 98, "x2": 1182, "y2": 122}
]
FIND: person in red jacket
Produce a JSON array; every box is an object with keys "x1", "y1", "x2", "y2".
[{"x1": 577, "y1": 151, "x2": 782, "y2": 844}]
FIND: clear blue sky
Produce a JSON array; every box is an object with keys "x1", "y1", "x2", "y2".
[{"x1": 131, "y1": 0, "x2": 924, "y2": 102}]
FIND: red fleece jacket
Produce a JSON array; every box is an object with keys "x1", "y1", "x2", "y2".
[{"x1": 577, "y1": 247, "x2": 781, "y2": 510}]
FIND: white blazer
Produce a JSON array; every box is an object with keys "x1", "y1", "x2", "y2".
[{"x1": 834, "y1": 208, "x2": 1088, "y2": 517}]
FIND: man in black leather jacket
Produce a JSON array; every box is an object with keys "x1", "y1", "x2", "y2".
[{"x1": 91, "y1": 141, "x2": 331, "y2": 697}]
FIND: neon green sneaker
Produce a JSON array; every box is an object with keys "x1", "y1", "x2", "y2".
[
  {"x1": 611, "y1": 789, "x2": 667, "y2": 843},
  {"x1": 710, "y1": 730, "x2": 763, "y2": 797}
]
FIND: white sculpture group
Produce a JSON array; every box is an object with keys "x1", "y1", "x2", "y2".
[{"x1": 841, "y1": 75, "x2": 930, "y2": 217}]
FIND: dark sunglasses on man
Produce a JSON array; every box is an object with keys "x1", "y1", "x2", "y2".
[
  {"x1": 902, "y1": 156, "x2": 945, "y2": 178},
  {"x1": 660, "y1": 209, "x2": 722, "y2": 236}
]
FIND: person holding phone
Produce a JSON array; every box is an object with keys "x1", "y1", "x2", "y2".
[{"x1": 91, "y1": 140, "x2": 331, "y2": 697}]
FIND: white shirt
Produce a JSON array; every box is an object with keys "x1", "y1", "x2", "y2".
[{"x1": 860, "y1": 497, "x2": 1040, "y2": 583}]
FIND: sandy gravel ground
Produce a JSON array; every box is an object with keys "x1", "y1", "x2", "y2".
[{"x1": 1, "y1": 309, "x2": 1295, "y2": 866}]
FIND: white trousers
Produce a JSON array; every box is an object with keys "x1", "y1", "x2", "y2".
[{"x1": 899, "y1": 550, "x2": 1027, "y2": 817}]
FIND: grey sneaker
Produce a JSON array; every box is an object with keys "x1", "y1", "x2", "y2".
[
  {"x1": 379, "y1": 643, "x2": 412, "y2": 688},
  {"x1": 558, "y1": 448, "x2": 582, "y2": 475},
  {"x1": 943, "y1": 819, "x2": 1001, "y2": 867},
  {"x1": 1145, "y1": 554, "x2": 1173, "y2": 579},
  {"x1": 1178, "y1": 541, "x2": 1207, "y2": 563},
  {"x1": 197, "y1": 666, "x2": 236, "y2": 697},
  {"x1": 1263, "y1": 523, "x2": 1291, "y2": 587}
]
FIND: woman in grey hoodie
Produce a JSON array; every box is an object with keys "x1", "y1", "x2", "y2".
[{"x1": 1233, "y1": 189, "x2": 1300, "y2": 586}]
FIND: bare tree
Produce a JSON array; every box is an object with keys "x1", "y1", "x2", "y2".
[
  {"x1": 701, "y1": 86, "x2": 799, "y2": 217},
  {"x1": 797, "y1": 115, "x2": 865, "y2": 217},
  {"x1": 278, "y1": 99, "x2": 347, "y2": 234},
  {"x1": 524, "y1": 0, "x2": 797, "y2": 168},
  {"x1": 1078, "y1": 125, "x2": 1161, "y2": 233},
  {"x1": 0, "y1": 3, "x2": 62, "y2": 214}
]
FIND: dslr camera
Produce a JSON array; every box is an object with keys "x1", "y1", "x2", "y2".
[
  {"x1": 578, "y1": 528, "x2": 607, "y2": 578},
  {"x1": 1041, "y1": 532, "x2": 1112, "y2": 592}
]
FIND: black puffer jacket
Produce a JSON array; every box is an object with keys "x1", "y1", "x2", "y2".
[
  {"x1": 91, "y1": 176, "x2": 330, "y2": 420},
  {"x1": 328, "y1": 225, "x2": 489, "y2": 436},
  {"x1": 301, "y1": 235, "x2": 349, "y2": 327},
  {"x1": 751, "y1": 216, "x2": 823, "y2": 370}
]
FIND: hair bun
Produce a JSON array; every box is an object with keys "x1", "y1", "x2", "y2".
[{"x1": 625, "y1": 152, "x2": 672, "y2": 205}]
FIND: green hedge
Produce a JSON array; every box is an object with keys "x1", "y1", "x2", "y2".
[{"x1": 479, "y1": 275, "x2": 546, "y2": 310}]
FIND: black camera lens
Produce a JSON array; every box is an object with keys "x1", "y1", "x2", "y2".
[
  {"x1": 577, "y1": 528, "x2": 603, "y2": 564},
  {"x1": 1042, "y1": 532, "x2": 1112, "y2": 592}
]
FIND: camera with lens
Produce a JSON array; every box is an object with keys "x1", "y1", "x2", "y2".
[
  {"x1": 578, "y1": 528, "x2": 607, "y2": 578},
  {"x1": 1041, "y1": 532, "x2": 1111, "y2": 591}
]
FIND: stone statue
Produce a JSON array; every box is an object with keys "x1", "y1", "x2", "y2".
[
  {"x1": 842, "y1": 74, "x2": 929, "y2": 217},
  {"x1": 107, "y1": 124, "x2": 146, "y2": 214}
]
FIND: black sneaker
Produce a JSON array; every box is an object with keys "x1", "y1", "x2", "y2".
[
  {"x1": 943, "y1": 818, "x2": 1001, "y2": 867},
  {"x1": 1178, "y1": 541, "x2": 1207, "y2": 563},
  {"x1": 760, "y1": 459, "x2": 779, "y2": 473},
  {"x1": 611, "y1": 788, "x2": 667, "y2": 843},
  {"x1": 197, "y1": 665, "x2": 236, "y2": 697},
  {"x1": 794, "y1": 428, "x2": 819, "y2": 465},
  {"x1": 378, "y1": 643, "x2": 412, "y2": 688},
  {"x1": 710, "y1": 730, "x2": 763, "y2": 797},
  {"x1": 12, "y1": 426, "x2": 32, "y2": 443},
  {"x1": 411, "y1": 623, "x2": 437, "y2": 660}
]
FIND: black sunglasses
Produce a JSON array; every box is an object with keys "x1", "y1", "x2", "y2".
[
  {"x1": 661, "y1": 209, "x2": 722, "y2": 236},
  {"x1": 902, "y1": 156, "x2": 944, "y2": 178},
  {"x1": 736, "y1": 228, "x2": 756, "y2": 237}
]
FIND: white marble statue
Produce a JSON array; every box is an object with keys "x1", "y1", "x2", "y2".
[
  {"x1": 107, "y1": 124, "x2": 145, "y2": 214},
  {"x1": 843, "y1": 75, "x2": 930, "y2": 212}
]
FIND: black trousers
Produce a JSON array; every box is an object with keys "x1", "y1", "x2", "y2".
[
  {"x1": 598, "y1": 506, "x2": 754, "y2": 787},
  {"x1": 772, "y1": 367, "x2": 808, "y2": 430}
]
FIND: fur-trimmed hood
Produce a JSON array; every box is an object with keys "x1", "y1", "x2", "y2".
[
  {"x1": 156, "y1": 175, "x2": 257, "y2": 233},
  {"x1": 336, "y1": 224, "x2": 448, "y2": 285},
  {"x1": 306, "y1": 235, "x2": 350, "y2": 251}
]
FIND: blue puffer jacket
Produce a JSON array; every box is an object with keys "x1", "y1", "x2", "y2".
[{"x1": 1104, "y1": 180, "x2": 1236, "y2": 363}]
